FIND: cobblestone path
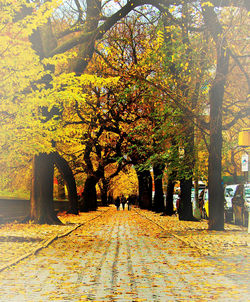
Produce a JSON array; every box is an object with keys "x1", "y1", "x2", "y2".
[{"x1": 0, "y1": 208, "x2": 249, "y2": 301}]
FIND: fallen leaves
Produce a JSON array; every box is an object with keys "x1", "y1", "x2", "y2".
[
  {"x1": 134, "y1": 208, "x2": 250, "y2": 257},
  {"x1": 0, "y1": 206, "x2": 249, "y2": 301},
  {"x1": 0, "y1": 207, "x2": 108, "y2": 268}
]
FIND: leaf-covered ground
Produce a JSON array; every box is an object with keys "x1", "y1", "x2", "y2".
[
  {"x1": 0, "y1": 208, "x2": 109, "y2": 268},
  {"x1": 0, "y1": 206, "x2": 249, "y2": 301},
  {"x1": 134, "y1": 208, "x2": 250, "y2": 257}
]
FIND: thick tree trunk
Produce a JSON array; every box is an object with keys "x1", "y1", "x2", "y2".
[
  {"x1": 164, "y1": 139, "x2": 178, "y2": 216},
  {"x1": 137, "y1": 170, "x2": 152, "y2": 210},
  {"x1": 202, "y1": 4, "x2": 229, "y2": 230},
  {"x1": 53, "y1": 152, "x2": 78, "y2": 214},
  {"x1": 73, "y1": 0, "x2": 101, "y2": 73},
  {"x1": 165, "y1": 179, "x2": 176, "y2": 216},
  {"x1": 30, "y1": 153, "x2": 61, "y2": 224},
  {"x1": 178, "y1": 125, "x2": 196, "y2": 221},
  {"x1": 100, "y1": 178, "x2": 109, "y2": 206},
  {"x1": 208, "y1": 67, "x2": 227, "y2": 229},
  {"x1": 179, "y1": 178, "x2": 194, "y2": 221},
  {"x1": 101, "y1": 189, "x2": 108, "y2": 206},
  {"x1": 80, "y1": 175, "x2": 98, "y2": 212},
  {"x1": 153, "y1": 164, "x2": 165, "y2": 212}
]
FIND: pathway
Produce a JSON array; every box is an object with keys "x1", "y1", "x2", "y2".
[{"x1": 0, "y1": 208, "x2": 249, "y2": 301}]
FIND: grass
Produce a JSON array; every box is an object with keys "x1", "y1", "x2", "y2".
[{"x1": 0, "y1": 190, "x2": 30, "y2": 200}]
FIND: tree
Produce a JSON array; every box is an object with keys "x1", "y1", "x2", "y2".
[
  {"x1": 29, "y1": 0, "x2": 250, "y2": 225},
  {"x1": 109, "y1": 166, "x2": 138, "y2": 199},
  {"x1": 2, "y1": 0, "x2": 248, "y2": 226},
  {"x1": 201, "y1": 2, "x2": 249, "y2": 229}
]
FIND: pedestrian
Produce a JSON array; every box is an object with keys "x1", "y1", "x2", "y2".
[
  {"x1": 121, "y1": 195, "x2": 126, "y2": 210},
  {"x1": 115, "y1": 196, "x2": 120, "y2": 210},
  {"x1": 232, "y1": 184, "x2": 244, "y2": 225}
]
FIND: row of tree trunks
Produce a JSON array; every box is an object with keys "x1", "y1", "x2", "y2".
[{"x1": 28, "y1": 1, "x2": 240, "y2": 226}]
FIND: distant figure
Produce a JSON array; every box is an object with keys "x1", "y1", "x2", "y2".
[
  {"x1": 198, "y1": 189, "x2": 205, "y2": 217},
  {"x1": 115, "y1": 196, "x2": 120, "y2": 210},
  {"x1": 121, "y1": 195, "x2": 126, "y2": 210},
  {"x1": 232, "y1": 184, "x2": 244, "y2": 225}
]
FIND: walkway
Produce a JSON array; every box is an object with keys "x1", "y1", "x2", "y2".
[{"x1": 0, "y1": 207, "x2": 249, "y2": 301}]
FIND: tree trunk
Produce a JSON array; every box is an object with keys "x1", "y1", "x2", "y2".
[
  {"x1": 73, "y1": 0, "x2": 101, "y2": 73},
  {"x1": 178, "y1": 125, "x2": 196, "y2": 221},
  {"x1": 179, "y1": 178, "x2": 194, "y2": 221},
  {"x1": 53, "y1": 152, "x2": 78, "y2": 214},
  {"x1": 80, "y1": 175, "x2": 98, "y2": 212},
  {"x1": 165, "y1": 179, "x2": 176, "y2": 216},
  {"x1": 202, "y1": 4, "x2": 229, "y2": 230},
  {"x1": 137, "y1": 169, "x2": 152, "y2": 210},
  {"x1": 208, "y1": 68, "x2": 227, "y2": 229},
  {"x1": 100, "y1": 178, "x2": 109, "y2": 206},
  {"x1": 30, "y1": 153, "x2": 62, "y2": 224},
  {"x1": 153, "y1": 164, "x2": 165, "y2": 212}
]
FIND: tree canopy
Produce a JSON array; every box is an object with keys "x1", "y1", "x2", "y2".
[{"x1": 0, "y1": 0, "x2": 249, "y2": 229}]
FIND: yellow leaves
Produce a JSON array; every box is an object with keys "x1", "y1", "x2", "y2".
[
  {"x1": 201, "y1": 1, "x2": 214, "y2": 8},
  {"x1": 168, "y1": 6, "x2": 176, "y2": 14},
  {"x1": 137, "y1": 208, "x2": 250, "y2": 257},
  {"x1": 18, "y1": 0, "x2": 62, "y2": 36},
  {"x1": 43, "y1": 52, "x2": 77, "y2": 74},
  {"x1": 152, "y1": 274, "x2": 164, "y2": 278},
  {"x1": 52, "y1": 72, "x2": 120, "y2": 93},
  {"x1": 110, "y1": 167, "x2": 138, "y2": 199},
  {"x1": 0, "y1": 1, "x2": 62, "y2": 165},
  {"x1": 180, "y1": 62, "x2": 189, "y2": 71},
  {"x1": 155, "y1": 30, "x2": 164, "y2": 49}
]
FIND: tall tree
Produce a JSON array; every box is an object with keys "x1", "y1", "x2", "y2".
[
  {"x1": 2, "y1": 0, "x2": 248, "y2": 226},
  {"x1": 201, "y1": 2, "x2": 249, "y2": 229}
]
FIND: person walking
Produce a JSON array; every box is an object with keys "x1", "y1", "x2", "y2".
[
  {"x1": 232, "y1": 184, "x2": 244, "y2": 225},
  {"x1": 115, "y1": 196, "x2": 120, "y2": 210}
]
